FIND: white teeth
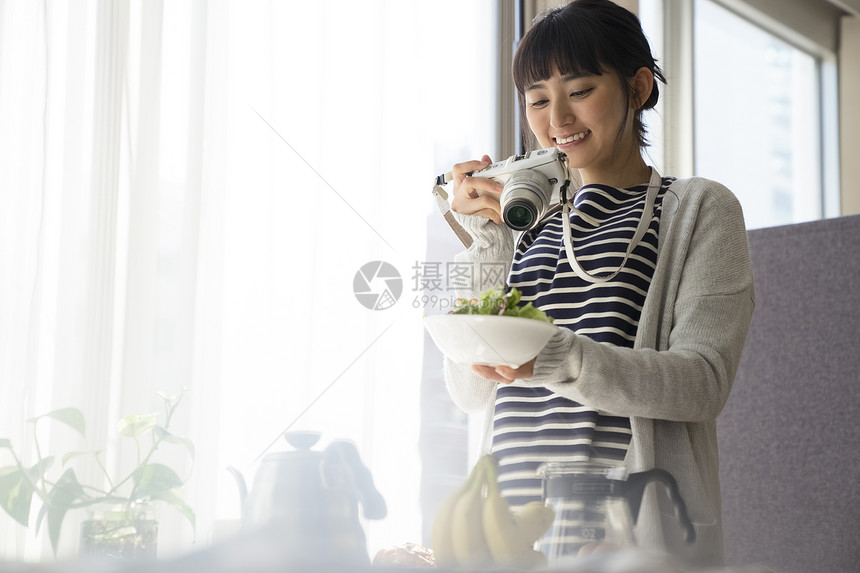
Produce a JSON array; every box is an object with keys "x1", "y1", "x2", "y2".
[{"x1": 557, "y1": 129, "x2": 590, "y2": 144}]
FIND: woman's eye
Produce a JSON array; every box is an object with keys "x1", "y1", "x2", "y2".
[
  {"x1": 570, "y1": 88, "x2": 592, "y2": 98},
  {"x1": 528, "y1": 99, "x2": 549, "y2": 108}
]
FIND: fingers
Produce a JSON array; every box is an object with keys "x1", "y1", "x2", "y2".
[
  {"x1": 473, "y1": 207, "x2": 502, "y2": 225},
  {"x1": 470, "y1": 358, "x2": 535, "y2": 383},
  {"x1": 462, "y1": 175, "x2": 503, "y2": 199},
  {"x1": 493, "y1": 366, "x2": 520, "y2": 381},
  {"x1": 449, "y1": 155, "x2": 504, "y2": 224},
  {"x1": 471, "y1": 365, "x2": 513, "y2": 384},
  {"x1": 451, "y1": 155, "x2": 504, "y2": 223},
  {"x1": 451, "y1": 192, "x2": 502, "y2": 224},
  {"x1": 452, "y1": 157, "x2": 493, "y2": 186},
  {"x1": 495, "y1": 359, "x2": 535, "y2": 381}
]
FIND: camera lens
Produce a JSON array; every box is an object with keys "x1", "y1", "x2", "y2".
[
  {"x1": 500, "y1": 169, "x2": 553, "y2": 231},
  {"x1": 504, "y1": 201, "x2": 537, "y2": 230}
]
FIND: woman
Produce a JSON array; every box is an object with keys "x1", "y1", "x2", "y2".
[{"x1": 443, "y1": 0, "x2": 754, "y2": 566}]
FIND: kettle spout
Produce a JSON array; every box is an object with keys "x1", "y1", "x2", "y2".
[{"x1": 226, "y1": 465, "x2": 248, "y2": 508}]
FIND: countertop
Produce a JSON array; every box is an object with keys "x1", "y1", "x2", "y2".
[{"x1": 0, "y1": 526, "x2": 781, "y2": 573}]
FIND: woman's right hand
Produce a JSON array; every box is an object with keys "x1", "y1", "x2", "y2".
[{"x1": 450, "y1": 154, "x2": 504, "y2": 225}]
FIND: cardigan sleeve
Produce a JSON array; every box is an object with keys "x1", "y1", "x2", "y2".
[
  {"x1": 527, "y1": 181, "x2": 755, "y2": 423},
  {"x1": 449, "y1": 210, "x2": 517, "y2": 296},
  {"x1": 441, "y1": 212, "x2": 516, "y2": 414}
]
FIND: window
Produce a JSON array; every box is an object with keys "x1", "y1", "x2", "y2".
[
  {"x1": 0, "y1": 0, "x2": 499, "y2": 560},
  {"x1": 694, "y1": 0, "x2": 832, "y2": 229}
]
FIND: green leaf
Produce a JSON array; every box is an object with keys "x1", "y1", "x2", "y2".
[
  {"x1": 117, "y1": 414, "x2": 157, "y2": 437},
  {"x1": 505, "y1": 288, "x2": 522, "y2": 307},
  {"x1": 165, "y1": 436, "x2": 195, "y2": 462},
  {"x1": 43, "y1": 469, "x2": 85, "y2": 556},
  {"x1": 0, "y1": 458, "x2": 52, "y2": 526},
  {"x1": 61, "y1": 450, "x2": 92, "y2": 467},
  {"x1": 450, "y1": 286, "x2": 553, "y2": 322},
  {"x1": 509, "y1": 300, "x2": 554, "y2": 323},
  {"x1": 0, "y1": 466, "x2": 19, "y2": 478},
  {"x1": 0, "y1": 466, "x2": 33, "y2": 526},
  {"x1": 28, "y1": 457, "x2": 55, "y2": 479},
  {"x1": 34, "y1": 502, "x2": 47, "y2": 534},
  {"x1": 36, "y1": 408, "x2": 86, "y2": 437},
  {"x1": 153, "y1": 427, "x2": 195, "y2": 462},
  {"x1": 132, "y1": 463, "x2": 183, "y2": 499},
  {"x1": 150, "y1": 488, "x2": 195, "y2": 532}
]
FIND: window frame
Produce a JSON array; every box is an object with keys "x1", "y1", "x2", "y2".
[
  {"x1": 659, "y1": 0, "x2": 843, "y2": 222},
  {"x1": 503, "y1": 0, "x2": 850, "y2": 222}
]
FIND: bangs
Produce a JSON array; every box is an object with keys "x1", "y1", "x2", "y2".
[
  {"x1": 513, "y1": 8, "x2": 607, "y2": 93},
  {"x1": 512, "y1": 0, "x2": 665, "y2": 150}
]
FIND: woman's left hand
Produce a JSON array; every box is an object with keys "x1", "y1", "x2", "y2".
[{"x1": 471, "y1": 358, "x2": 536, "y2": 383}]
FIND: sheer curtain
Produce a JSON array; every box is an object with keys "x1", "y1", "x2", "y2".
[{"x1": 0, "y1": 0, "x2": 496, "y2": 562}]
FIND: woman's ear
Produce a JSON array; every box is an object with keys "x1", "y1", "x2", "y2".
[{"x1": 630, "y1": 67, "x2": 655, "y2": 109}]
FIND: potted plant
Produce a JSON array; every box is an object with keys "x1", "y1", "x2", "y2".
[{"x1": 0, "y1": 389, "x2": 195, "y2": 559}]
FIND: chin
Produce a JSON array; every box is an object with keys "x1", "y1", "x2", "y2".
[{"x1": 560, "y1": 152, "x2": 588, "y2": 170}]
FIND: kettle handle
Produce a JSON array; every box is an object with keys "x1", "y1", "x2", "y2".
[
  {"x1": 324, "y1": 440, "x2": 387, "y2": 520},
  {"x1": 225, "y1": 465, "x2": 248, "y2": 521},
  {"x1": 626, "y1": 468, "x2": 696, "y2": 544}
]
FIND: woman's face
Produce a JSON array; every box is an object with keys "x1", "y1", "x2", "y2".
[{"x1": 523, "y1": 68, "x2": 637, "y2": 181}]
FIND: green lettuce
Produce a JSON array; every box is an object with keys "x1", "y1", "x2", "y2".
[{"x1": 450, "y1": 287, "x2": 553, "y2": 323}]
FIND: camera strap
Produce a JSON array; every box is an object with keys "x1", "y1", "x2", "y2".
[
  {"x1": 432, "y1": 172, "x2": 474, "y2": 248},
  {"x1": 561, "y1": 167, "x2": 661, "y2": 284}
]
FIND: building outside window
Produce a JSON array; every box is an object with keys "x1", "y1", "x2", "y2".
[{"x1": 694, "y1": 0, "x2": 829, "y2": 229}]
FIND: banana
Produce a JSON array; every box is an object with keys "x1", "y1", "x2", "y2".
[
  {"x1": 431, "y1": 455, "x2": 492, "y2": 569},
  {"x1": 512, "y1": 501, "x2": 556, "y2": 545},
  {"x1": 482, "y1": 457, "x2": 554, "y2": 569},
  {"x1": 451, "y1": 455, "x2": 494, "y2": 568},
  {"x1": 430, "y1": 470, "x2": 472, "y2": 568}
]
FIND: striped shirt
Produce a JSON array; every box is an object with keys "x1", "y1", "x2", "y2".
[{"x1": 491, "y1": 176, "x2": 672, "y2": 508}]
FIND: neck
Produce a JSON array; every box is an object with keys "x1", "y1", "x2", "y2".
[{"x1": 578, "y1": 153, "x2": 651, "y2": 189}]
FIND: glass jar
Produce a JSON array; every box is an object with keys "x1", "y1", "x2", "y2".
[
  {"x1": 537, "y1": 461, "x2": 696, "y2": 565},
  {"x1": 79, "y1": 502, "x2": 158, "y2": 560}
]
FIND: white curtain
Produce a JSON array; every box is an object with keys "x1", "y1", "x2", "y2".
[{"x1": 0, "y1": 0, "x2": 497, "y2": 562}]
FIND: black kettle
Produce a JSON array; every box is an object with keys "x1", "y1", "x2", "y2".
[{"x1": 228, "y1": 431, "x2": 386, "y2": 565}]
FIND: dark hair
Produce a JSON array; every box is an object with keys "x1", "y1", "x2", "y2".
[{"x1": 512, "y1": 0, "x2": 666, "y2": 150}]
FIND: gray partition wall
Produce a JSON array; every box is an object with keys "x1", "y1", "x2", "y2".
[{"x1": 717, "y1": 214, "x2": 860, "y2": 573}]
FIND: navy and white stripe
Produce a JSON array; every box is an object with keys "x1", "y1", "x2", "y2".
[{"x1": 490, "y1": 176, "x2": 672, "y2": 508}]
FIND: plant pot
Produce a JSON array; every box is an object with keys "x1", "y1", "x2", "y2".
[{"x1": 79, "y1": 502, "x2": 158, "y2": 560}]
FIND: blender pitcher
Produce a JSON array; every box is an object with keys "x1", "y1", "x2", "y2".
[{"x1": 537, "y1": 461, "x2": 696, "y2": 563}]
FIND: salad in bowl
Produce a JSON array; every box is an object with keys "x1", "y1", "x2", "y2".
[{"x1": 424, "y1": 287, "x2": 558, "y2": 369}]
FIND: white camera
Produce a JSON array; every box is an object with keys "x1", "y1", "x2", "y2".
[{"x1": 473, "y1": 149, "x2": 571, "y2": 231}]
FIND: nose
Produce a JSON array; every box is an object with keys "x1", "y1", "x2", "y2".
[{"x1": 549, "y1": 98, "x2": 574, "y2": 129}]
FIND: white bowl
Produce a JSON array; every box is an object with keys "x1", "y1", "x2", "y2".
[{"x1": 423, "y1": 314, "x2": 559, "y2": 369}]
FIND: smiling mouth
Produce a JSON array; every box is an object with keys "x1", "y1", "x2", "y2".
[{"x1": 555, "y1": 129, "x2": 591, "y2": 145}]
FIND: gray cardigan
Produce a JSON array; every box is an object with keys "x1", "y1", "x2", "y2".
[{"x1": 442, "y1": 176, "x2": 755, "y2": 567}]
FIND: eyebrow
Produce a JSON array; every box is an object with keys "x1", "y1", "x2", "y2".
[{"x1": 525, "y1": 73, "x2": 592, "y2": 91}]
